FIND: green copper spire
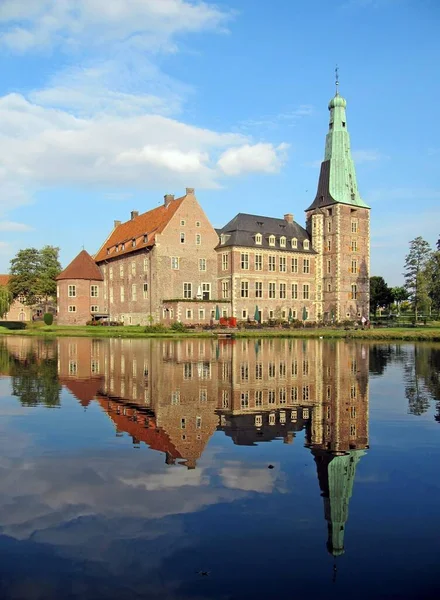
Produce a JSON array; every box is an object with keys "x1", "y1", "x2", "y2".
[
  {"x1": 307, "y1": 74, "x2": 370, "y2": 211},
  {"x1": 313, "y1": 449, "x2": 365, "y2": 556}
]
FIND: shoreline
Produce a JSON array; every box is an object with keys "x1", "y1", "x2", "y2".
[{"x1": 2, "y1": 325, "x2": 440, "y2": 342}]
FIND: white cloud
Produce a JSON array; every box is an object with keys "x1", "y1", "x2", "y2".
[
  {"x1": 0, "y1": 221, "x2": 32, "y2": 232},
  {"x1": 217, "y1": 143, "x2": 289, "y2": 176},
  {"x1": 0, "y1": 0, "x2": 232, "y2": 52}
]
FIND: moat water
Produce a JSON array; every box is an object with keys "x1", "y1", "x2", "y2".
[{"x1": 0, "y1": 336, "x2": 439, "y2": 600}]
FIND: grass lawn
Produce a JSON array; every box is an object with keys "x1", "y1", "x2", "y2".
[{"x1": 2, "y1": 322, "x2": 440, "y2": 341}]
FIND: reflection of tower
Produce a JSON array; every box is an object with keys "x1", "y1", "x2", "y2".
[{"x1": 313, "y1": 449, "x2": 365, "y2": 556}]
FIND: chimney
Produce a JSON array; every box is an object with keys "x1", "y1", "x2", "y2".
[
  {"x1": 284, "y1": 213, "x2": 294, "y2": 224},
  {"x1": 114, "y1": 220, "x2": 121, "y2": 228},
  {"x1": 186, "y1": 187, "x2": 195, "y2": 195},
  {"x1": 131, "y1": 210, "x2": 139, "y2": 220},
  {"x1": 164, "y1": 194, "x2": 174, "y2": 207}
]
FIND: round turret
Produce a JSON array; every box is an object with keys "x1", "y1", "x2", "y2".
[{"x1": 328, "y1": 94, "x2": 347, "y2": 110}]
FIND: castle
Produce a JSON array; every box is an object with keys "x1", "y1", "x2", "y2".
[{"x1": 56, "y1": 86, "x2": 370, "y2": 325}]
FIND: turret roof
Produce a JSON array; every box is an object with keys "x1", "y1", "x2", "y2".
[{"x1": 56, "y1": 249, "x2": 104, "y2": 281}]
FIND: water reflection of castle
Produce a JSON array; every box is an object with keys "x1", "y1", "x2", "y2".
[{"x1": 3, "y1": 336, "x2": 369, "y2": 556}]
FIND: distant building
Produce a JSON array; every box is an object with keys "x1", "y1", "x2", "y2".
[
  {"x1": 57, "y1": 85, "x2": 369, "y2": 325},
  {"x1": 0, "y1": 274, "x2": 55, "y2": 322}
]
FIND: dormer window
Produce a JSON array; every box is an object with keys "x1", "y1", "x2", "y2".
[
  {"x1": 132, "y1": 239, "x2": 136, "y2": 248},
  {"x1": 280, "y1": 236, "x2": 286, "y2": 248},
  {"x1": 291, "y1": 238, "x2": 298, "y2": 249},
  {"x1": 269, "y1": 235, "x2": 275, "y2": 247},
  {"x1": 143, "y1": 234, "x2": 148, "y2": 243},
  {"x1": 107, "y1": 248, "x2": 110, "y2": 255},
  {"x1": 303, "y1": 240, "x2": 310, "y2": 250},
  {"x1": 122, "y1": 243, "x2": 125, "y2": 251},
  {"x1": 115, "y1": 246, "x2": 119, "y2": 253},
  {"x1": 220, "y1": 235, "x2": 226, "y2": 245},
  {"x1": 255, "y1": 233, "x2": 262, "y2": 245}
]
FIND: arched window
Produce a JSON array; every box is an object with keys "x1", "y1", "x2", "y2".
[
  {"x1": 280, "y1": 236, "x2": 286, "y2": 248},
  {"x1": 255, "y1": 233, "x2": 262, "y2": 245},
  {"x1": 269, "y1": 235, "x2": 276, "y2": 247},
  {"x1": 291, "y1": 237, "x2": 298, "y2": 249}
]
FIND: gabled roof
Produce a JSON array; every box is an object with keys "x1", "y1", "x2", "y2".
[
  {"x1": 56, "y1": 250, "x2": 104, "y2": 281},
  {"x1": 217, "y1": 213, "x2": 314, "y2": 253},
  {"x1": 94, "y1": 194, "x2": 186, "y2": 262},
  {"x1": 0, "y1": 274, "x2": 10, "y2": 287}
]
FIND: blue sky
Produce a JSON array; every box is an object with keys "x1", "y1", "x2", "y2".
[{"x1": 0, "y1": 0, "x2": 438, "y2": 285}]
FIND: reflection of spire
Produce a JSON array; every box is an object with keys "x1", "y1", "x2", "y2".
[{"x1": 313, "y1": 449, "x2": 365, "y2": 556}]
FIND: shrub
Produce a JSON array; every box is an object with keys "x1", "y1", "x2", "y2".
[
  {"x1": 0, "y1": 321, "x2": 26, "y2": 330},
  {"x1": 144, "y1": 324, "x2": 168, "y2": 333},
  {"x1": 43, "y1": 312, "x2": 53, "y2": 326},
  {"x1": 170, "y1": 321, "x2": 187, "y2": 332}
]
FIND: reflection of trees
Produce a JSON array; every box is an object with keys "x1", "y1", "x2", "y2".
[
  {"x1": 369, "y1": 344, "x2": 405, "y2": 376},
  {"x1": 404, "y1": 346, "x2": 435, "y2": 417},
  {"x1": 9, "y1": 351, "x2": 61, "y2": 408}
]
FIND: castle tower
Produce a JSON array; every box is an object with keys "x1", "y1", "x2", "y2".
[{"x1": 306, "y1": 75, "x2": 370, "y2": 322}]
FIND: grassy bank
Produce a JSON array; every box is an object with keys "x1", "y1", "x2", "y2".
[{"x1": 2, "y1": 323, "x2": 440, "y2": 341}]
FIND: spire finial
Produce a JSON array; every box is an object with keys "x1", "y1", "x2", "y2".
[{"x1": 335, "y1": 65, "x2": 339, "y2": 96}]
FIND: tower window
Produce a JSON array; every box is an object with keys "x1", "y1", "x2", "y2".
[{"x1": 342, "y1": 122, "x2": 346, "y2": 127}]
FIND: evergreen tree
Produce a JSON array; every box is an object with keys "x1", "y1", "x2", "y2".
[
  {"x1": 403, "y1": 237, "x2": 432, "y2": 321},
  {"x1": 369, "y1": 276, "x2": 393, "y2": 315},
  {"x1": 426, "y1": 251, "x2": 440, "y2": 313}
]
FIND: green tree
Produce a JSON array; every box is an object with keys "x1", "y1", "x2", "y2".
[
  {"x1": 369, "y1": 276, "x2": 393, "y2": 316},
  {"x1": 391, "y1": 286, "x2": 409, "y2": 312},
  {"x1": 0, "y1": 285, "x2": 12, "y2": 318},
  {"x1": 426, "y1": 251, "x2": 440, "y2": 313},
  {"x1": 8, "y1": 246, "x2": 61, "y2": 309},
  {"x1": 403, "y1": 237, "x2": 432, "y2": 321}
]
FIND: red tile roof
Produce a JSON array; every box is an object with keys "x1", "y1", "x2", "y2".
[
  {"x1": 56, "y1": 249, "x2": 104, "y2": 281},
  {"x1": 60, "y1": 376, "x2": 104, "y2": 406},
  {"x1": 0, "y1": 274, "x2": 10, "y2": 286},
  {"x1": 94, "y1": 195, "x2": 185, "y2": 262}
]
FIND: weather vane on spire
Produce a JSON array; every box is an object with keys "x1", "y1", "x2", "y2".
[{"x1": 335, "y1": 65, "x2": 339, "y2": 96}]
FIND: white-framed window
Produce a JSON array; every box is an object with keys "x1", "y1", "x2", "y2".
[
  {"x1": 68, "y1": 305, "x2": 76, "y2": 312},
  {"x1": 292, "y1": 257, "x2": 298, "y2": 273},
  {"x1": 269, "y1": 235, "x2": 275, "y2": 246},
  {"x1": 255, "y1": 254, "x2": 263, "y2": 270},
  {"x1": 255, "y1": 281, "x2": 263, "y2": 298},
  {"x1": 241, "y1": 281, "x2": 249, "y2": 298},
  {"x1": 196, "y1": 233, "x2": 201, "y2": 245},
  {"x1": 183, "y1": 282, "x2": 192, "y2": 299},
  {"x1": 269, "y1": 282, "x2": 276, "y2": 299},
  {"x1": 202, "y1": 283, "x2": 211, "y2": 300},
  {"x1": 241, "y1": 392, "x2": 249, "y2": 409},
  {"x1": 351, "y1": 239, "x2": 358, "y2": 252},
  {"x1": 109, "y1": 266, "x2": 113, "y2": 280},
  {"x1": 303, "y1": 258, "x2": 310, "y2": 274},
  {"x1": 351, "y1": 259, "x2": 357, "y2": 274},
  {"x1": 280, "y1": 283, "x2": 286, "y2": 299},
  {"x1": 120, "y1": 286, "x2": 125, "y2": 302},
  {"x1": 222, "y1": 253, "x2": 229, "y2": 270},
  {"x1": 186, "y1": 309, "x2": 193, "y2": 319},
  {"x1": 302, "y1": 386, "x2": 309, "y2": 401},
  {"x1": 303, "y1": 284, "x2": 310, "y2": 300},
  {"x1": 255, "y1": 233, "x2": 262, "y2": 245},
  {"x1": 199, "y1": 258, "x2": 206, "y2": 271},
  {"x1": 292, "y1": 283, "x2": 298, "y2": 299},
  {"x1": 351, "y1": 284, "x2": 357, "y2": 300},
  {"x1": 68, "y1": 285, "x2": 76, "y2": 297},
  {"x1": 351, "y1": 219, "x2": 358, "y2": 233},
  {"x1": 303, "y1": 240, "x2": 310, "y2": 250},
  {"x1": 69, "y1": 360, "x2": 77, "y2": 375},
  {"x1": 171, "y1": 256, "x2": 180, "y2": 270},
  {"x1": 90, "y1": 285, "x2": 98, "y2": 297},
  {"x1": 279, "y1": 256, "x2": 286, "y2": 272},
  {"x1": 180, "y1": 232, "x2": 185, "y2": 244},
  {"x1": 143, "y1": 257, "x2": 148, "y2": 272},
  {"x1": 131, "y1": 262, "x2": 136, "y2": 276},
  {"x1": 119, "y1": 264, "x2": 124, "y2": 277},
  {"x1": 241, "y1": 253, "x2": 249, "y2": 269},
  {"x1": 132, "y1": 284, "x2": 137, "y2": 301},
  {"x1": 280, "y1": 236, "x2": 286, "y2": 248},
  {"x1": 109, "y1": 287, "x2": 114, "y2": 304},
  {"x1": 291, "y1": 237, "x2": 298, "y2": 249},
  {"x1": 268, "y1": 255, "x2": 276, "y2": 271},
  {"x1": 222, "y1": 280, "x2": 229, "y2": 299},
  {"x1": 91, "y1": 305, "x2": 99, "y2": 313},
  {"x1": 199, "y1": 308, "x2": 205, "y2": 320}
]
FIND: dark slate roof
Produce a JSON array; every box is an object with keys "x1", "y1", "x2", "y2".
[
  {"x1": 217, "y1": 213, "x2": 314, "y2": 253},
  {"x1": 306, "y1": 160, "x2": 337, "y2": 211}
]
